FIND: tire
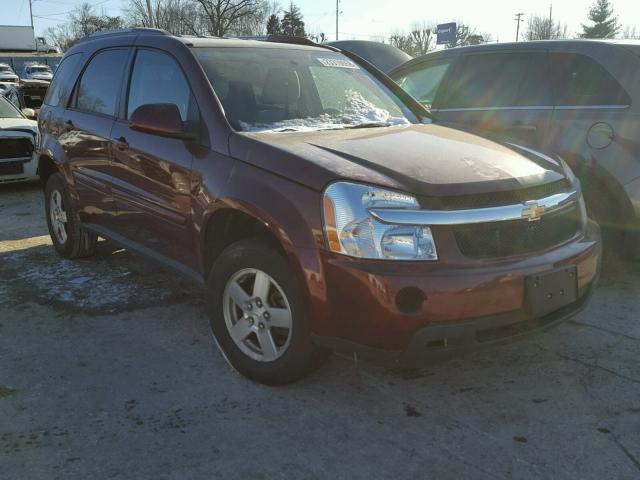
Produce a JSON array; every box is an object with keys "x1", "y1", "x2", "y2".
[
  {"x1": 45, "y1": 172, "x2": 97, "y2": 259},
  {"x1": 206, "y1": 238, "x2": 328, "y2": 385}
]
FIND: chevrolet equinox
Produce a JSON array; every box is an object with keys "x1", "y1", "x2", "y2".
[{"x1": 38, "y1": 29, "x2": 601, "y2": 384}]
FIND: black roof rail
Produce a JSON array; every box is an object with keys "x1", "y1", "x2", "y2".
[{"x1": 74, "y1": 28, "x2": 170, "y2": 45}]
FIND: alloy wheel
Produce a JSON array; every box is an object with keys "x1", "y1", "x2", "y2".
[
  {"x1": 49, "y1": 189, "x2": 68, "y2": 244},
  {"x1": 222, "y1": 268, "x2": 293, "y2": 362}
]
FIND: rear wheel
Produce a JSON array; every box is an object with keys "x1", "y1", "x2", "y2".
[
  {"x1": 206, "y1": 238, "x2": 328, "y2": 385},
  {"x1": 45, "y1": 173, "x2": 97, "y2": 259}
]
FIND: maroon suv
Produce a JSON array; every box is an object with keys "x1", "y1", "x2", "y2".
[{"x1": 38, "y1": 29, "x2": 601, "y2": 384}]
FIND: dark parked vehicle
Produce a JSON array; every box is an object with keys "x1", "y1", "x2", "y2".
[
  {"x1": 390, "y1": 40, "x2": 640, "y2": 256},
  {"x1": 39, "y1": 29, "x2": 600, "y2": 384},
  {"x1": 4, "y1": 79, "x2": 49, "y2": 118},
  {"x1": 328, "y1": 40, "x2": 412, "y2": 73}
]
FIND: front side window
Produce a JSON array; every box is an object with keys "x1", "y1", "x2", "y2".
[
  {"x1": 444, "y1": 52, "x2": 552, "y2": 109},
  {"x1": 127, "y1": 49, "x2": 191, "y2": 120},
  {"x1": 44, "y1": 53, "x2": 81, "y2": 107},
  {"x1": 395, "y1": 59, "x2": 453, "y2": 109},
  {"x1": 76, "y1": 49, "x2": 128, "y2": 116},
  {"x1": 193, "y1": 47, "x2": 418, "y2": 132},
  {"x1": 550, "y1": 53, "x2": 630, "y2": 106}
]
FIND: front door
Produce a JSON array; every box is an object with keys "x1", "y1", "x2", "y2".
[{"x1": 109, "y1": 48, "x2": 198, "y2": 269}]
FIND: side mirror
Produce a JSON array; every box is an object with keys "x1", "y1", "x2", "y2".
[
  {"x1": 128, "y1": 103, "x2": 193, "y2": 139},
  {"x1": 21, "y1": 108, "x2": 36, "y2": 119}
]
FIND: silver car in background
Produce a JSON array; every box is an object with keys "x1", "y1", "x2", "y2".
[{"x1": 390, "y1": 40, "x2": 640, "y2": 257}]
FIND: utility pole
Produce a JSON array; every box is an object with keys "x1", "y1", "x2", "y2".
[
  {"x1": 28, "y1": 0, "x2": 36, "y2": 50},
  {"x1": 548, "y1": 4, "x2": 553, "y2": 39},
  {"x1": 146, "y1": 0, "x2": 154, "y2": 28},
  {"x1": 514, "y1": 12, "x2": 524, "y2": 41},
  {"x1": 335, "y1": 0, "x2": 339, "y2": 41}
]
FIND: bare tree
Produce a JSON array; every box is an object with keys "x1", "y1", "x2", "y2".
[
  {"x1": 524, "y1": 14, "x2": 568, "y2": 40},
  {"x1": 194, "y1": 0, "x2": 267, "y2": 37},
  {"x1": 125, "y1": 0, "x2": 207, "y2": 35},
  {"x1": 389, "y1": 22, "x2": 437, "y2": 57},
  {"x1": 621, "y1": 26, "x2": 639, "y2": 39},
  {"x1": 446, "y1": 23, "x2": 491, "y2": 48},
  {"x1": 45, "y1": 2, "x2": 124, "y2": 51}
]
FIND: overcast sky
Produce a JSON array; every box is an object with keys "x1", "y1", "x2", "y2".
[{"x1": 7, "y1": 0, "x2": 640, "y2": 42}]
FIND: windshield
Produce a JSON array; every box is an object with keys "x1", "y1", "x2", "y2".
[
  {"x1": 0, "y1": 96, "x2": 23, "y2": 119},
  {"x1": 0, "y1": 66, "x2": 13, "y2": 73},
  {"x1": 194, "y1": 47, "x2": 417, "y2": 132}
]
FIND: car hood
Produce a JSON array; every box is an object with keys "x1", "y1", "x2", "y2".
[
  {"x1": 0, "y1": 118, "x2": 38, "y2": 134},
  {"x1": 229, "y1": 123, "x2": 567, "y2": 196}
]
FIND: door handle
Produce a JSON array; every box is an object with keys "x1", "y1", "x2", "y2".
[
  {"x1": 64, "y1": 119, "x2": 74, "y2": 132},
  {"x1": 510, "y1": 123, "x2": 537, "y2": 133},
  {"x1": 114, "y1": 136, "x2": 129, "y2": 151}
]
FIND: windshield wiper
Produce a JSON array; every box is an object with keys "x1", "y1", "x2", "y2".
[{"x1": 343, "y1": 122, "x2": 392, "y2": 130}]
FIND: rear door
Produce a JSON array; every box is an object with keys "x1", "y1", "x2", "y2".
[
  {"x1": 61, "y1": 48, "x2": 130, "y2": 227},
  {"x1": 108, "y1": 47, "x2": 198, "y2": 268},
  {"x1": 433, "y1": 51, "x2": 553, "y2": 149}
]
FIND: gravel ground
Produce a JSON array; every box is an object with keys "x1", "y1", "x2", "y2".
[{"x1": 1, "y1": 181, "x2": 639, "y2": 480}]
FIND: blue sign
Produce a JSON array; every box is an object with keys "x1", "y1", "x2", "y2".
[{"x1": 436, "y1": 22, "x2": 457, "y2": 45}]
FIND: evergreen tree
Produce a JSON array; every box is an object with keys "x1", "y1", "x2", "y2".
[
  {"x1": 266, "y1": 14, "x2": 281, "y2": 34},
  {"x1": 581, "y1": 0, "x2": 620, "y2": 38},
  {"x1": 281, "y1": 3, "x2": 306, "y2": 37}
]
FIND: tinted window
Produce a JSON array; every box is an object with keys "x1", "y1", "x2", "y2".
[
  {"x1": 76, "y1": 49, "x2": 128, "y2": 116},
  {"x1": 395, "y1": 59, "x2": 453, "y2": 108},
  {"x1": 444, "y1": 52, "x2": 551, "y2": 108},
  {"x1": 44, "y1": 53, "x2": 81, "y2": 107},
  {"x1": 550, "y1": 53, "x2": 630, "y2": 106},
  {"x1": 127, "y1": 49, "x2": 191, "y2": 120}
]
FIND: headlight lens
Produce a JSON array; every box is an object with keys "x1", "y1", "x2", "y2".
[{"x1": 323, "y1": 182, "x2": 437, "y2": 261}]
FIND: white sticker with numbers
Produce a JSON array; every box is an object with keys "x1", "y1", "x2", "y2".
[{"x1": 316, "y1": 58, "x2": 360, "y2": 69}]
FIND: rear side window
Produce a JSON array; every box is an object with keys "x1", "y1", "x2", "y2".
[
  {"x1": 126, "y1": 49, "x2": 191, "y2": 120},
  {"x1": 444, "y1": 52, "x2": 552, "y2": 109},
  {"x1": 75, "y1": 49, "x2": 128, "y2": 116},
  {"x1": 44, "y1": 53, "x2": 81, "y2": 107},
  {"x1": 550, "y1": 53, "x2": 630, "y2": 106},
  {"x1": 395, "y1": 59, "x2": 453, "y2": 109}
]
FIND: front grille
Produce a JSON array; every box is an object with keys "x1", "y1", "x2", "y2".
[
  {"x1": 0, "y1": 161, "x2": 25, "y2": 176},
  {"x1": 454, "y1": 204, "x2": 581, "y2": 259},
  {"x1": 0, "y1": 137, "x2": 33, "y2": 159},
  {"x1": 422, "y1": 180, "x2": 571, "y2": 210}
]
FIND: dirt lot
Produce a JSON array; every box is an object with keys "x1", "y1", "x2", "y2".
[{"x1": 1, "y1": 181, "x2": 639, "y2": 479}]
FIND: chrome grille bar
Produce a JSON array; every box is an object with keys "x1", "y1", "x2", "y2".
[{"x1": 368, "y1": 190, "x2": 580, "y2": 226}]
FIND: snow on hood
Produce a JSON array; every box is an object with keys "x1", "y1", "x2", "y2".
[{"x1": 240, "y1": 89, "x2": 410, "y2": 133}]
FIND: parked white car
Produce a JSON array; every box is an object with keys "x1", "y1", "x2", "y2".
[
  {"x1": 21, "y1": 64, "x2": 53, "y2": 82},
  {"x1": 0, "y1": 95, "x2": 38, "y2": 183},
  {"x1": 0, "y1": 63, "x2": 19, "y2": 83}
]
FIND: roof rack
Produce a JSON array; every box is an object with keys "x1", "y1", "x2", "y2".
[{"x1": 74, "y1": 28, "x2": 170, "y2": 45}]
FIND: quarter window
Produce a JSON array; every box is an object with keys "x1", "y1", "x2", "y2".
[
  {"x1": 444, "y1": 52, "x2": 552, "y2": 109},
  {"x1": 550, "y1": 53, "x2": 630, "y2": 106},
  {"x1": 44, "y1": 53, "x2": 81, "y2": 107},
  {"x1": 127, "y1": 49, "x2": 191, "y2": 121},
  {"x1": 76, "y1": 49, "x2": 128, "y2": 116},
  {"x1": 395, "y1": 60, "x2": 453, "y2": 109}
]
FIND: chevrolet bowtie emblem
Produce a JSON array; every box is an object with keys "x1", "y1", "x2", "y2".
[{"x1": 522, "y1": 202, "x2": 546, "y2": 222}]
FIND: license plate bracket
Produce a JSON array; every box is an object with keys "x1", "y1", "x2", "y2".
[{"x1": 525, "y1": 266, "x2": 577, "y2": 317}]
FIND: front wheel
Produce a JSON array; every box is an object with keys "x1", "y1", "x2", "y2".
[{"x1": 206, "y1": 239, "x2": 328, "y2": 385}]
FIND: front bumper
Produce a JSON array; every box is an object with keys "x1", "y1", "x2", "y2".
[{"x1": 309, "y1": 220, "x2": 601, "y2": 362}]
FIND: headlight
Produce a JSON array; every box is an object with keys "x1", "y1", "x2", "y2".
[{"x1": 323, "y1": 182, "x2": 437, "y2": 260}]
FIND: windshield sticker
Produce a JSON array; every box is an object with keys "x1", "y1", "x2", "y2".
[{"x1": 316, "y1": 58, "x2": 360, "y2": 69}]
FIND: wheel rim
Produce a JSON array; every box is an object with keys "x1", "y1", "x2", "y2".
[
  {"x1": 222, "y1": 268, "x2": 293, "y2": 362},
  {"x1": 49, "y1": 189, "x2": 68, "y2": 245}
]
